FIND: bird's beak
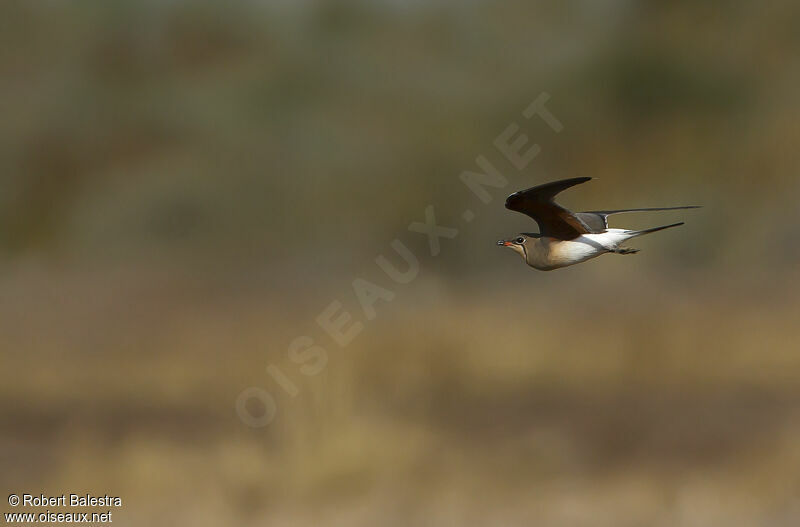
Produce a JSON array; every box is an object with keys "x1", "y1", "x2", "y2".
[{"x1": 497, "y1": 240, "x2": 512, "y2": 247}]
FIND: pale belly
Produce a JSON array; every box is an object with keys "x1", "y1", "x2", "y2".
[{"x1": 529, "y1": 232, "x2": 631, "y2": 270}]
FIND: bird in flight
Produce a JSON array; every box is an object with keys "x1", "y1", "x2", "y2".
[{"x1": 497, "y1": 177, "x2": 699, "y2": 271}]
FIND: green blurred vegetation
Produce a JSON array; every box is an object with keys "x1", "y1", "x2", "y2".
[{"x1": 1, "y1": 1, "x2": 799, "y2": 525}]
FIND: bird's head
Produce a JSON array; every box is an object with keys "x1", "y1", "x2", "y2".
[{"x1": 496, "y1": 234, "x2": 534, "y2": 260}]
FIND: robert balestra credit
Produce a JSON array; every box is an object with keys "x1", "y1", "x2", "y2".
[{"x1": 22, "y1": 494, "x2": 123, "y2": 507}]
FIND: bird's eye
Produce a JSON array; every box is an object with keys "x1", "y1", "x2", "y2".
[{"x1": 515, "y1": 237, "x2": 525, "y2": 244}]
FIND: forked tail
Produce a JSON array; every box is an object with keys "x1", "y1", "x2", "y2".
[{"x1": 628, "y1": 222, "x2": 685, "y2": 237}]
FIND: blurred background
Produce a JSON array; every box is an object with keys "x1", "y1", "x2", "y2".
[{"x1": 2, "y1": 1, "x2": 800, "y2": 525}]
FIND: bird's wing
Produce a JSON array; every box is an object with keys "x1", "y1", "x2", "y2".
[
  {"x1": 505, "y1": 177, "x2": 593, "y2": 240},
  {"x1": 577, "y1": 206, "x2": 702, "y2": 233}
]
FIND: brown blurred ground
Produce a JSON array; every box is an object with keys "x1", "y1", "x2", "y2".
[{"x1": 1, "y1": 1, "x2": 800, "y2": 525}]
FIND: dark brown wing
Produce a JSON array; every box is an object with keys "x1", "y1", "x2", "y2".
[{"x1": 505, "y1": 177, "x2": 592, "y2": 240}]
